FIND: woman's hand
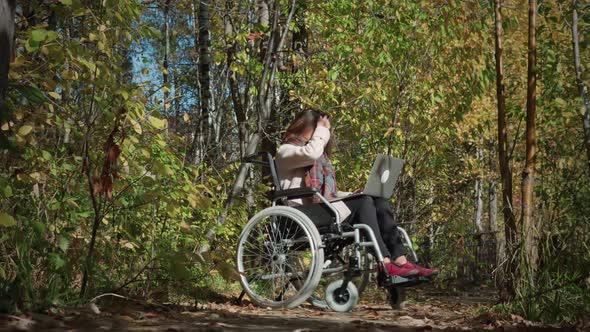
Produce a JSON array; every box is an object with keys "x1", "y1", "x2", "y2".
[
  {"x1": 318, "y1": 115, "x2": 331, "y2": 129},
  {"x1": 353, "y1": 188, "x2": 363, "y2": 194}
]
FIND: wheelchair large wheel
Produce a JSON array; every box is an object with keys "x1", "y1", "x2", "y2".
[{"x1": 236, "y1": 206, "x2": 324, "y2": 309}]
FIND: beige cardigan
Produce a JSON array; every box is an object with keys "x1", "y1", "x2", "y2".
[{"x1": 275, "y1": 125, "x2": 352, "y2": 221}]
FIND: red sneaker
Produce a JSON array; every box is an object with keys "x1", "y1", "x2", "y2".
[
  {"x1": 407, "y1": 262, "x2": 439, "y2": 277},
  {"x1": 383, "y1": 262, "x2": 419, "y2": 277}
]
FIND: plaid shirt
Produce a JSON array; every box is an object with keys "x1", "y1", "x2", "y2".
[{"x1": 284, "y1": 136, "x2": 338, "y2": 203}]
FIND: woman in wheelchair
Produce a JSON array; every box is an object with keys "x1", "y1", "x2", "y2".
[{"x1": 275, "y1": 109, "x2": 438, "y2": 278}]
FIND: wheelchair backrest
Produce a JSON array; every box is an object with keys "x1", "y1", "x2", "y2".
[{"x1": 242, "y1": 151, "x2": 281, "y2": 192}]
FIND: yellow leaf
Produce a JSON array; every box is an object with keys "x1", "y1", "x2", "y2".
[
  {"x1": 18, "y1": 125, "x2": 33, "y2": 136},
  {"x1": 129, "y1": 118, "x2": 142, "y2": 134},
  {"x1": 148, "y1": 116, "x2": 167, "y2": 130},
  {"x1": 48, "y1": 91, "x2": 61, "y2": 100},
  {"x1": 180, "y1": 221, "x2": 191, "y2": 232},
  {"x1": 383, "y1": 127, "x2": 394, "y2": 138},
  {"x1": 0, "y1": 212, "x2": 16, "y2": 227},
  {"x1": 183, "y1": 113, "x2": 191, "y2": 123},
  {"x1": 187, "y1": 194, "x2": 198, "y2": 208}
]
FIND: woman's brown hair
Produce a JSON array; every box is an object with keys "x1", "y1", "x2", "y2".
[{"x1": 283, "y1": 109, "x2": 333, "y2": 157}]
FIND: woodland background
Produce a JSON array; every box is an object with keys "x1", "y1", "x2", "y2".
[{"x1": 0, "y1": 0, "x2": 589, "y2": 325}]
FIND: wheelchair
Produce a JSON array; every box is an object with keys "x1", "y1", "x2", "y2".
[{"x1": 236, "y1": 152, "x2": 430, "y2": 312}]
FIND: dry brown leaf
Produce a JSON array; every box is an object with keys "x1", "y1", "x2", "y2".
[{"x1": 118, "y1": 314, "x2": 137, "y2": 322}]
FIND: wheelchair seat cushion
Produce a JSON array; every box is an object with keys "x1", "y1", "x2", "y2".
[{"x1": 292, "y1": 203, "x2": 337, "y2": 230}]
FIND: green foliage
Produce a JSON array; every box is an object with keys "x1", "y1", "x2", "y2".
[{"x1": 1, "y1": 0, "x2": 589, "y2": 324}]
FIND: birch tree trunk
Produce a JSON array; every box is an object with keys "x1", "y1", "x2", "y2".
[
  {"x1": 521, "y1": 0, "x2": 538, "y2": 279},
  {"x1": 572, "y1": 0, "x2": 590, "y2": 174},
  {"x1": 258, "y1": 0, "x2": 269, "y2": 26},
  {"x1": 0, "y1": 0, "x2": 15, "y2": 131},
  {"x1": 493, "y1": 0, "x2": 517, "y2": 299}
]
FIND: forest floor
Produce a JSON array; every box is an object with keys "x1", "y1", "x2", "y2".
[{"x1": 0, "y1": 285, "x2": 575, "y2": 331}]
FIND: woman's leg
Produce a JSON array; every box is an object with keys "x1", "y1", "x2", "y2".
[
  {"x1": 373, "y1": 197, "x2": 407, "y2": 259},
  {"x1": 342, "y1": 195, "x2": 418, "y2": 277},
  {"x1": 373, "y1": 197, "x2": 439, "y2": 276},
  {"x1": 342, "y1": 195, "x2": 391, "y2": 258}
]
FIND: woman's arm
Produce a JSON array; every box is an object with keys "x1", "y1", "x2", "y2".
[{"x1": 276, "y1": 125, "x2": 330, "y2": 170}]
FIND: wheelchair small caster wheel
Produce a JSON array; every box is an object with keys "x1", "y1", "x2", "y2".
[
  {"x1": 325, "y1": 280, "x2": 359, "y2": 312},
  {"x1": 388, "y1": 287, "x2": 406, "y2": 309}
]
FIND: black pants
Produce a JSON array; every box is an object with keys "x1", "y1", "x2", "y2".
[{"x1": 342, "y1": 195, "x2": 407, "y2": 259}]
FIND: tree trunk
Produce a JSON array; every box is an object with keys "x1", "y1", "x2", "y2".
[
  {"x1": 521, "y1": 0, "x2": 538, "y2": 278},
  {"x1": 188, "y1": 0, "x2": 213, "y2": 165},
  {"x1": 472, "y1": 145, "x2": 485, "y2": 283},
  {"x1": 0, "y1": 0, "x2": 15, "y2": 136},
  {"x1": 163, "y1": 0, "x2": 171, "y2": 115},
  {"x1": 474, "y1": 147, "x2": 484, "y2": 235},
  {"x1": 258, "y1": 0, "x2": 269, "y2": 27},
  {"x1": 488, "y1": 141, "x2": 498, "y2": 233},
  {"x1": 493, "y1": 0, "x2": 517, "y2": 299},
  {"x1": 199, "y1": 0, "x2": 297, "y2": 254},
  {"x1": 197, "y1": 0, "x2": 212, "y2": 164},
  {"x1": 488, "y1": 141, "x2": 499, "y2": 263},
  {"x1": 173, "y1": 67, "x2": 180, "y2": 131},
  {"x1": 292, "y1": 0, "x2": 308, "y2": 55},
  {"x1": 572, "y1": 0, "x2": 590, "y2": 175}
]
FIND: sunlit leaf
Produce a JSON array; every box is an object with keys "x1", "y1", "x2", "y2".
[
  {"x1": 0, "y1": 213, "x2": 16, "y2": 227},
  {"x1": 31, "y1": 29, "x2": 47, "y2": 42},
  {"x1": 58, "y1": 236, "x2": 69, "y2": 252},
  {"x1": 48, "y1": 91, "x2": 61, "y2": 100},
  {"x1": 18, "y1": 125, "x2": 33, "y2": 136},
  {"x1": 148, "y1": 116, "x2": 167, "y2": 130}
]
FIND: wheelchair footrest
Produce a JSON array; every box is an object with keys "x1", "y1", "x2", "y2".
[{"x1": 379, "y1": 274, "x2": 432, "y2": 288}]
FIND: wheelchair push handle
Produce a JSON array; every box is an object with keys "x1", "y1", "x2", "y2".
[{"x1": 241, "y1": 151, "x2": 273, "y2": 166}]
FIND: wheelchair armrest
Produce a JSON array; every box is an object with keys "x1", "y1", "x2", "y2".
[{"x1": 272, "y1": 187, "x2": 319, "y2": 201}]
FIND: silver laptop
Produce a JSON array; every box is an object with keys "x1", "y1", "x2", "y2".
[{"x1": 331, "y1": 154, "x2": 404, "y2": 200}]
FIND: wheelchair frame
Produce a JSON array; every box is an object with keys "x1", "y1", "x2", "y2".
[{"x1": 236, "y1": 152, "x2": 429, "y2": 312}]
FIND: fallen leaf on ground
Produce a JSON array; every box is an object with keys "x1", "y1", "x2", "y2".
[{"x1": 89, "y1": 303, "x2": 101, "y2": 314}]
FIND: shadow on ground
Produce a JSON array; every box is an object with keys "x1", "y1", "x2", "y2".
[{"x1": 0, "y1": 286, "x2": 578, "y2": 331}]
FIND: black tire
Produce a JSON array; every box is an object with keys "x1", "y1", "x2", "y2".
[{"x1": 388, "y1": 287, "x2": 406, "y2": 309}]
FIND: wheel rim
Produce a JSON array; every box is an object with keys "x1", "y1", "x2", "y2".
[
  {"x1": 237, "y1": 211, "x2": 318, "y2": 306},
  {"x1": 333, "y1": 288, "x2": 350, "y2": 304},
  {"x1": 325, "y1": 280, "x2": 359, "y2": 312}
]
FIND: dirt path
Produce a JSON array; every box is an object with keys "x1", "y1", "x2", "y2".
[{"x1": 0, "y1": 287, "x2": 571, "y2": 331}]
